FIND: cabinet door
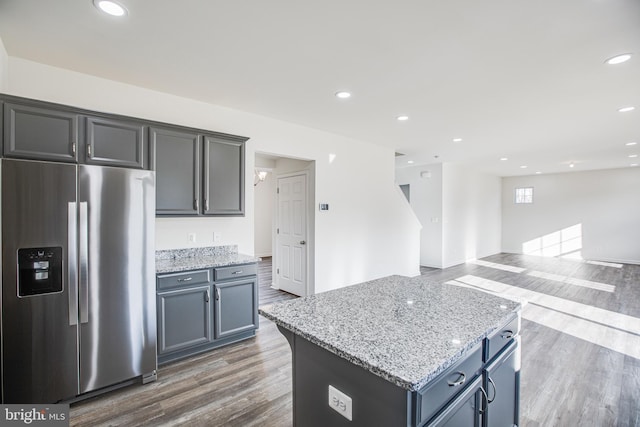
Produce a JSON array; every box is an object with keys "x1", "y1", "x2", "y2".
[
  {"x1": 483, "y1": 339, "x2": 520, "y2": 427},
  {"x1": 85, "y1": 116, "x2": 146, "y2": 168},
  {"x1": 151, "y1": 127, "x2": 201, "y2": 215},
  {"x1": 214, "y1": 278, "x2": 258, "y2": 339},
  {"x1": 157, "y1": 285, "x2": 212, "y2": 354},
  {"x1": 3, "y1": 102, "x2": 79, "y2": 162},
  {"x1": 427, "y1": 376, "x2": 482, "y2": 427},
  {"x1": 203, "y1": 135, "x2": 245, "y2": 216}
]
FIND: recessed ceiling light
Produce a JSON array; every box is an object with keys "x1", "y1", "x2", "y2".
[
  {"x1": 569, "y1": 163, "x2": 575, "y2": 168},
  {"x1": 631, "y1": 163, "x2": 638, "y2": 167},
  {"x1": 618, "y1": 106, "x2": 635, "y2": 113},
  {"x1": 93, "y1": 0, "x2": 128, "y2": 16},
  {"x1": 626, "y1": 142, "x2": 638, "y2": 146},
  {"x1": 520, "y1": 165, "x2": 527, "y2": 169},
  {"x1": 535, "y1": 171, "x2": 542, "y2": 174},
  {"x1": 335, "y1": 91, "x2": 351, "y2": 99},
  {"x1": 407, "y1": 160, "x2": 414, "y2": 164},
  {"x1": 452, "y1": 138, "x2": 462, "y2": 142},
  {"x1": 499, "y1": 157, "x2": 508, "y2": 161},
  {"x1": 605, "y1": 54, "x2": 632, "y2": 65},
  {"x1": 396, "y1": 115, "x2": 409, "y2": 121},
  {"x1": 629, "y1": 154, "x2": 638, "y2": 158}
]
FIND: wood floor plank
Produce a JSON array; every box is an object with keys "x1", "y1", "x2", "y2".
[{"x1": 70, "y1": 254, "x2": 640, "y2": 426}]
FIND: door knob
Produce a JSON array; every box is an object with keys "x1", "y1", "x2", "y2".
[{"x1": 299, "y1": 240, "x2": 306, "y2": 245}]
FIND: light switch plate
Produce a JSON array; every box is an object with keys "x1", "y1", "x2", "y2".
[{"x1": 328, "y1": 385, "x2": 352, "y2": 421}]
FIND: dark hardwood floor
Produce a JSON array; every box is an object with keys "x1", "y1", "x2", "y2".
[{"x1": 70, "y1": 254, "x2": 640, "y2": 426}]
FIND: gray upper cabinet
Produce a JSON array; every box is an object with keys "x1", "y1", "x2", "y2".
[
  {"x1": 85, "y1": 116, "x2": 146, "y2": 168},
  {"x1": 151, "y1": 126, "x2": 201, "y2": 215},
  {"x1": 3, "y1": 101, "x2": 79, "y2": 162},
  {"x1": 203, "y1": 135, "x2": 245, "y2": 216}
]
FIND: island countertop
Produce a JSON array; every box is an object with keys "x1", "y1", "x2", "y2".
[{"x1": 259, "y1": 275, "x2": 521, "y2": 391}]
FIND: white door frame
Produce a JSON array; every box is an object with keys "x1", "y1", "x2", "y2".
[{"x1": 273, "y1": 169, "x2": 312, "y2": 296}]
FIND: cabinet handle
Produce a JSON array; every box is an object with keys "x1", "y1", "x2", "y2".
[
  {"x1": 205, "y1": 289, "x2": 210, "y2": 303},
  {"x1": 500, "y1": 330, "x2": 514, "y2": 339},
  {"x1": 71, "y1": 142, "x2": 77, "y2": 156},
  {"x1": 487, "y1": 376, "x2": 497, "y2": 403},
  {"x1": 447, "y1": 372, "x2": 466, "y2": 387},
  {"x1": 177, "y1": 277, "x2": 193, "y2": 282},
  {"x1": 215, "y1": 288, "x2": 220, "y2": 301},
  {"x1": 205, "y1": 199, "x2": 209, "y2": 211},
  {"x1": 194, "y1": 199, "x2": 199, "y2": 211},
  {"x1": 479, "y1": 386, "x2": 489, "y2": 414},
  {"x1": 232, "y1": 270, "x2": 243, "y2": 275},
  {"x1": 87, "y1": 144, "x2": 92, "y2": 158}
]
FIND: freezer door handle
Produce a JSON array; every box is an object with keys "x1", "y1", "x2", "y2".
[
  {"x1": 79, "y1": 201, "x2": 89, "y2": 324},
  {"x1": 68, "y1": 202, "x2": 79, "y2": 326}
]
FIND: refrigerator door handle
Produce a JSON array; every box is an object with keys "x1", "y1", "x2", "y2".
[
  {"x1": 79, "y1": 201, "x2": 89, "y2": 324},
  {"x1": 68, "y1": 202, "x2": 79, "y2": 326}
]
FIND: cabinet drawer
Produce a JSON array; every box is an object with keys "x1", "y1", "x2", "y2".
[
  {"x1": 485, "y1": 315, "x2": 520, "y2": 362},
  {"x1": 416, "y1": 345, "x2": 483, "y2": 426},
  {"x1": 157, "y1": 269, "x2": 211, "y2": 291},
  {"x1": 214, "y1": 263, "x2": 257, "y2": 281}
]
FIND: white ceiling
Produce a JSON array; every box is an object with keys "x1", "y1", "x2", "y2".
[{"x1": 1, "y1": 0, "x2": 639, "y2": 176}]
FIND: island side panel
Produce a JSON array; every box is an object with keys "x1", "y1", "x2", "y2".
[{"x1": 278, "y1": 327, "x2": 412, "y2": 427}]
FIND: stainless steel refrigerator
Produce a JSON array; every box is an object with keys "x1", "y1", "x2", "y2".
[{"x1": 1, "y1": 158, "x2": 157, "y2": 403}]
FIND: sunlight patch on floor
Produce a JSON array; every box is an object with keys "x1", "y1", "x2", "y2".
[
  {"x1": 527, "y1": 270, "x2": 616, "y2": 293},
  {"x1": 586, "y1": 260, "x2": 624, "y2": 269},
  {"x1": 468, "y1": 259, "x2": 526, "y2": 273},
  {"x1": 447, "y1": 275, "x2": 640, "y2": 359}
]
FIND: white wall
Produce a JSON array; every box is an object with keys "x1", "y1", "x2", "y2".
[
  {"x1": 5, "y1": 57, "x2": 422, "y2": 293},
  {"x1": 442, "y1": 163, "x2": 502, "y2": 268},
  {"x1": 0, "y1": 38, "x2": 8, "y2": 91},
  {"x1": 502, "y1": 168, "x2": 640, "y2": 264},
  {"x1": 396, "y1": 163, "x2": 502, "y2": 268},
  {"x1": 254, "y1": 156, "x2": 276, "y2": 257}
]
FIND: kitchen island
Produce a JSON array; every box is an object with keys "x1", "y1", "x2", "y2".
[{"x1": 260, "y1": 275, "x2": 522, "y2": 427}]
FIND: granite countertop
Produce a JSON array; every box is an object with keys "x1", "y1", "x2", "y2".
[
  {"x1": 259, "y1": 275, "x2": 521, "y2": 391},
  {"x1": 155, "y1": 245, "x2": 260, "y2": 274}
]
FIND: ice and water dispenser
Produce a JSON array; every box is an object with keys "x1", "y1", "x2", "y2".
[{"x1": 17, "y1": 247, "x2": 63, "y2": 296}]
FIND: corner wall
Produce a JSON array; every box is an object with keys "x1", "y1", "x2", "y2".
[
  {"x1": 502, "y1": 168, "x2": 640, "y2": 264},
  {"x1": 5, "y1": 57, "x2": 422, "y2": 293},
  {"x1": 396, "y1": 163, "x2": 501, "y2": 268}
]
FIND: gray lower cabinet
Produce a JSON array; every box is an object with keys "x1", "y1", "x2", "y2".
[
  {"x1": 157, "y1": 285, "x2": 213, "y2": 354},
  {"x1": 86, "y1": 116, "x2": 146, "y2": 168},
  {"x1": 214, "y1": 278, "x2": 258, "y2": 339},
  {"x1": 150, "y1": 126, "x2": 201, "y2": 215},
  {"x1": 157, "y1": 264, "x2": 258, "y2": 364},
  {"x1": 3, "y1": 101, "x2": 79, "y2": 162},
  {"x1": 483, "y1": 340, "x2": 520, "y2": 427},
  {"x1": 427, "y1": 376, "x2": 482, "y2": 427}
]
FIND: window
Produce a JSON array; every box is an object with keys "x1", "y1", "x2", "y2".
[{"x1": 515, "y1": 187, "x2": 533, "y2": 204}]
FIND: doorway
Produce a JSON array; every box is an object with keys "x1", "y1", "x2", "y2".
[{"x1": 254, "y1": 153, "x2": 314, "y2": 297}]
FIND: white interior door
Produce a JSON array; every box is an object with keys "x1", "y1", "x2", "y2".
[{"x1": 276, "y1": 173, "x2": 307, "y2": 296}]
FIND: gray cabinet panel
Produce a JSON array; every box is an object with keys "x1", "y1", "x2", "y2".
[
  {"x1": 483, "y1": 340, "x2": 519, "y2": 427},
  {"x1": 3, "y1": 102, "x2": 78, "y2": 162},
  {"x1": 203, "y1": 135, "x2": 245, "y2": 216},
  {"x1": 427, "y1": 376, "x2": 482, "y2": 427},
  {"x1": 151, "y1": 127, "x2": 200, "y2": 215},
  {"x1": 214, "y1": 278, "x2": 258, "y2": 339},
  {"x1": 157, "y1": 285, "x2": 212, "y2": 354},
  {"x1": 86, "y1": 116, "x2": 146, "y2": 168},
  {"x1": 157, "y1": 269, "x2": 211, "y2": 291}
]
